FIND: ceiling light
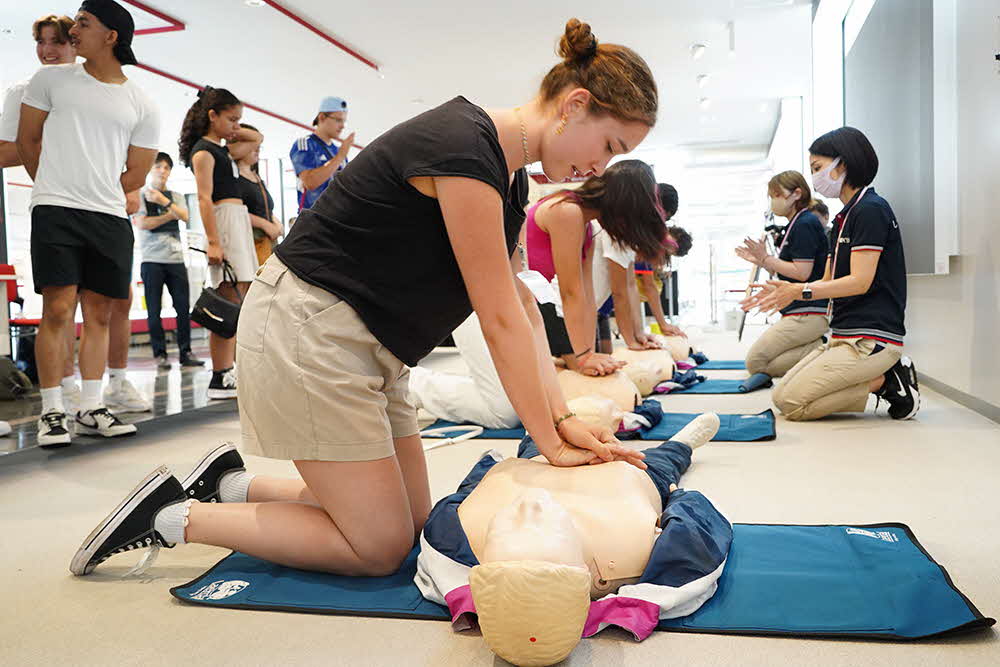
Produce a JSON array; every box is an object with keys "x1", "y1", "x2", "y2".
[
  {"x1": 690, "y1": 43, "x2": 707, "y2": 60},
  {"x1": 696, "y1": 74, "x2": 710, "y2": 88},
  {"x1": 699, "y1": 97, "x2": 712, "y2": 110},
  {"x1": 244, "y1": 0, "x2": 265, "y2": 7}
]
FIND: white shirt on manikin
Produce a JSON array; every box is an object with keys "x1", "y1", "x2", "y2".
[
  {"x1": 21, "y1": 63, "x2": 160, "y2": 218},
  {"x1": 0, "y1": 80, "x2": 29, "y2": 142}
]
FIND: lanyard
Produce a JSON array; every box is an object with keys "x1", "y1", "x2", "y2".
[
  {"x1": 826, "y1": 185, "x2": 871, "y2": 316},
  {"x1": 778, "y1": 207, "x2": 805, "y2": 253}
]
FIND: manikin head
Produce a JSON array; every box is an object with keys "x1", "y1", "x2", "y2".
[
  {"x1": 33, "y1": 15, "x2": 76, "y2": 65},
  {"x1": 533, "y1": 19, "x2": 657, "y2": 184},
  {"x1": 471, "y1": 488, "x2": 592, "y2": 667}
]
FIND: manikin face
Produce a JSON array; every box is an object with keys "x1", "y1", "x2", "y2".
[
  {"x1": 69, "y1": 11, "x2": 115, "y2": 60},
  {"x1": 481, "y1": 488, "x2": 587, "y2": 568},
  {"x1": 36, "y1": 25, "x2": 76, "y2": 65},
  {"x1": 210, "y1": 105, "x2": 243, "y2": 142},
  {"x1": 318, "y1": 111, "x2": 347, "y2": 139},
  {"x1": 538, "y1": 89, "x2": 650, "y2": 183}
]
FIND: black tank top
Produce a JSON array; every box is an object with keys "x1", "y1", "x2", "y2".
[{"x1": 191, "y1": 138, "x2": 240, "y2": 201}]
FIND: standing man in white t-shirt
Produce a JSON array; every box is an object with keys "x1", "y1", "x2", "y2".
[
  {"x1": 16, "y1": 0, "x2": 159, "y2": 448},
  {"x1": 0, "y1": 14, "x2": 85, "y2": 414}
]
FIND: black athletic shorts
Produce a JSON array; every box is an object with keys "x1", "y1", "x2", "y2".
[
  {"x1": 31, "y1": 205, "x2": 134, "y2": 299},
  {"x1": 538, "y1": 301, "x2": 612, "y2": 357}
]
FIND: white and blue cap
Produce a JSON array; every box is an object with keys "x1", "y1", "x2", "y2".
[
  {"x1": 318, "y1": 97, "x2": 348, "y2": 114},
  {"x1": 313, "y1": 97, "x2": 348, "y2": 126}
]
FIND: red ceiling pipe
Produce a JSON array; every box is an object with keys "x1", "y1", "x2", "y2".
[
  {"x1": 121, "y1": 2, "x2": 361, "y2": 145},
  {"x1": 136, "y1": 63, "x2": 314, "y2": 132},
  {"x1": 122, "y1": 0, "x2": 185, "y2": 35},
  {"x1": 261, "y1": 0, "x2": 380, "y2": 72}
]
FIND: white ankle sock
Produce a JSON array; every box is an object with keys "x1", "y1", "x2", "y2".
[
  {"x1": 61, "y1": 376, "x2": 78, "y2": 391},
  {"x1": 219, "y1": 470, "x2": 256, "y2": 503},
  {"x1": 108, "y1": 368, "x2": 126, "y2": 392},
  {"x1": 80, "y1": 380, "x2": 104, "y2": 412},
  {"x1": 40, "y1": 386, "x2": 65, "y2": 414},
  {"x1": 153, "y1": 499, "x2": 197, "y2": 545}
]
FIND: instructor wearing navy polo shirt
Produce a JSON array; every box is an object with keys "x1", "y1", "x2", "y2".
[
  {"x1": 742, "y1": 127, "x2": 919, "y2": 421},
  {"x1": 290, "y1": 96, "x2": 354, "y2": 211}
]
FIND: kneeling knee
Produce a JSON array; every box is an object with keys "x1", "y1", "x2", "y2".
[
  {"x1": 774, "y1": 393, "x2": 806, "y2": 421},
  {"x1": 353, "y1": 539, "x2": 413, "y2": 577},
  {"x1": 745, "y1": 356, "x2": 767, "y2": 376}
]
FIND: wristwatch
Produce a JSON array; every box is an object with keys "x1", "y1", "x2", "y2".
[{"x1": 801, "y1": 283, "x2": 813, "y2": 300}]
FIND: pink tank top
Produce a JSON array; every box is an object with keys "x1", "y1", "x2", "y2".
[{"x1": 525, "y1": 192, "x2": 594, "y2": 281}]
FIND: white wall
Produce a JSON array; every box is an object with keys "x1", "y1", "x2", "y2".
[{"x1": 904, "y1": 0, "x2": 1000, "y2": 406}]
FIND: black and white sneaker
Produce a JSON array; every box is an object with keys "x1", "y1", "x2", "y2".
[
  {"x1": 75, "y1": 407, "x2": 138, "y2": 438},
  {"x1": 207, "y1": 367, "x2": 238, "y2": 400},
  {"x1": 181, "y1": 442, "x2": 246, "y2": 502},
  {"x1": 70, "y1": 466, "x2": 186, "y2": 576},
  {"x1": 878, "y1": 356, "x2": 921, "y2": 420},
  {"x1": 38, "y1": 410, "x2": 72, "y2": 449}
]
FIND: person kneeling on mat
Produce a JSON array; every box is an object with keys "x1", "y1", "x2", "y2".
[
  {"x1": 742, "y1": 127, "x2": 918, "y2": 421},
  {"x1": 737, "y1": 170, "x2": 829, "y2": 379},
  {"x1": 415, "y1": 414, "x2": 731, "y2": 667},
  {"x1": 68, "y1": 18, "x2": 655, "y2": 583}
]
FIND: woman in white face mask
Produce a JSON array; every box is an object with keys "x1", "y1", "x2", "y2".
[
  {"x1": 736, "y1": 170, "x2": 830, "y2": 379},
  {"x1": 741, "y1": 127, "x2": 918, "y2": 422}
]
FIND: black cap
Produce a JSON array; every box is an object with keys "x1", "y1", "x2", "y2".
[{"x1": 79, "y1": 0, "x2": 137, "y2": 65}]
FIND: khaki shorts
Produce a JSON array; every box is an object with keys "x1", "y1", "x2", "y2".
[
  {"x1": 209, "y1": 203, "x2": 258, "y2": 286},
  {"x1": 236, "y1": 256, "x2": 419, "y2": 461}
]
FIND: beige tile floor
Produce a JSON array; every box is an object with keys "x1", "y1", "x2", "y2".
[{"x1": 2, "y1": 326, "x2": 998, "y2": 666}]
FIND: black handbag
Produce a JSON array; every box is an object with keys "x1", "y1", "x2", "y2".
[{"x1": 191, "y1": 259, "x2": 243, "y2": 339}]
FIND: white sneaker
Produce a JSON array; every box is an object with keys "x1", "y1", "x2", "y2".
[
  {"x1": 38, "y1": 410, "x2": 72, "y2": 448},
  {"x1": 75, "y1": 408, "x2": 138, "y2": 438},
  {"x1": 63, "y1": 381, "x2": 82, "y2": 414},
  {"x1": 104, "y1": 379, "x2": 152, "y2": 413},
  {"x1": 672, "y1": 413, "x2": 720, "y2": 449}
]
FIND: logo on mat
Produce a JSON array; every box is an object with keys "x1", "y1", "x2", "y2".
[
  {"x1": 190, "y1": 579, "x2": 250, "y2": 600},
  {"x1": 845, "y1": 527, "x2": 899, "y2": 543}
]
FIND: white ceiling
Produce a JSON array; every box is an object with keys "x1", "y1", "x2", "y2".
[{"x1": 0, "y1": 0, "x2": 813, "y2": 166}]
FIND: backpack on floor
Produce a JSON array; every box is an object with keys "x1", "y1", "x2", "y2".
[{"x1": 0, "y1": 355, "x2": 33, "y2": 400}]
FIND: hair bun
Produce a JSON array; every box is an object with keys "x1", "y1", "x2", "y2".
[{"x1": 558, "y1": 18, "x2": 598, "y2": 64}]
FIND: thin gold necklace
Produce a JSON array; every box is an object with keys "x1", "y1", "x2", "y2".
[{"x1": 514, "y1": 107, "x2": 531, "y2": 166}]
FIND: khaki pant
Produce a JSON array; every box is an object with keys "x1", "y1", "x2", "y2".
[
  {"x1": 746, "y1": 314, "x2": 829, "y2": 377},
  {"x1": 236, "y1": 256, "x2": 418, "y2": 461},
  {"x1": 772, "y1": 337, "x2": 903, "y2": 421}
]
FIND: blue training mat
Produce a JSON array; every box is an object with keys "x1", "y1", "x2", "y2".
[
  {"x1": 697, "y1": 360, "x2": 747, "y2": 370},
  {"x1": 670, "y1": 374, "x2": 772, "y2": 394},
  {"x1": 171, "y1": 523, "x2": 994, "y2": 640},
  {"x1": 423, "y1": 409, "x2": 776, "y2": 443}
]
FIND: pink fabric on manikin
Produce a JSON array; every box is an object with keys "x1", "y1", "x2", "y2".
[
  {"x1": 444, "y1": 584, "x2": 661, "y2": 641},
  {"x1": 525, "y1": 192, "x2": 594, "y2": 281}
]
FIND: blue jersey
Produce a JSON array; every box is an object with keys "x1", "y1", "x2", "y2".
[{"x1": 289, "y1": 133, "x2": 347, "y2": 211}]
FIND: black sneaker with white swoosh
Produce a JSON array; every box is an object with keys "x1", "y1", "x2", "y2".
[{"x1": 878, "y1": 356, "x2": 920, "y2": 420}]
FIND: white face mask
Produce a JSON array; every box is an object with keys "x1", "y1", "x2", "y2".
[{"x1": 812, "y1": 158, "x2": 845, "y2": 198}]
